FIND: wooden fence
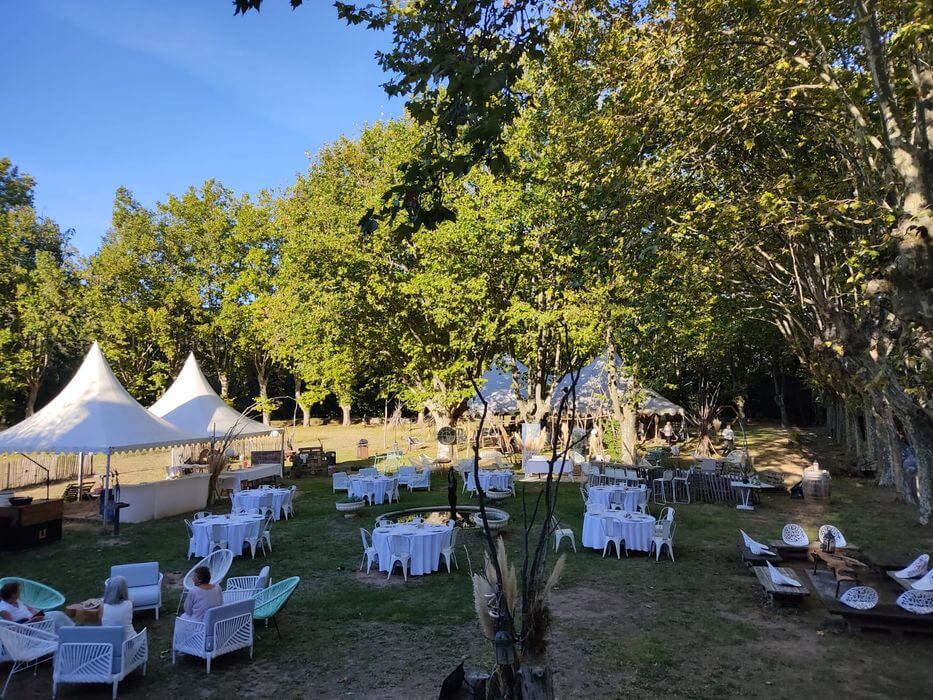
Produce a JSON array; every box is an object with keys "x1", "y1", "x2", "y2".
[{"x1": 1, "y1": 453, "x2": 96, "y2": 491}]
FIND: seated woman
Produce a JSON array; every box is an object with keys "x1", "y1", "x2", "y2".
[
  {"x1": 99, "y1": 576, "x2": 136, "y2": 640},
  {"x1": 0, "y1": 580, "x2": 74, "y2": 631},
  {"x1": 181, "y1": 566, "x2": 223, "y2": 621}
]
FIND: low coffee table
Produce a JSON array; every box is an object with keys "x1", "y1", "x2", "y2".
[{"x1": 65, "y1": 599, "x2": 101, "y2": 625}]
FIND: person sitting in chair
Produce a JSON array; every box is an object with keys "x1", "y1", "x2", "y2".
[
  {"x1": 0, "y1": 581, "x2": 73, "y2": 631},
  {"x1": 181, "y1": 566, "x2": 223, "y2": 622}
]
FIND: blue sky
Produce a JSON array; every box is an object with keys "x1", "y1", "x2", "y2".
[{"x1": 1, "y1": 0, "x2": 401, "y2": 254}]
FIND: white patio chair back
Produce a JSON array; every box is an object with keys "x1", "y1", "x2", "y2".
[
  {"x1": 183, "y1": 549, "x2": 234, "y2": 590},
  {"x1": 258, "y1": 492, "x2": 275, "y2": 519},
  {"x1": 441, "y1": 527, "x2": 459, "y2": 572},
  {"x1": 651, "y1": 520, "x2": 676, "y2": 562},
  {"x1": 659, "y1": 507, "x2": 675, "y2": 521},
  {"x1": 193, "y1": 511, "x2": 211, "y2": 520},
  {"x1": 387, "y1": 535, "x2": 412, "y2": 581},
  {"x1": 360, "y1": 467, "x2": 378, "y2": 478},
  {"x1": 818, "y1": 524, "x2": 847, "y2": 548},
  {"x1": 332, "y1": 471, "x2": 350, "y2": 493},
  {"x1": 209, "y1": 524, "x2": 228, "y2": 551},
  {"x1": 599, "y1": 516, "x2": 623, "y2": 559},
  {"x1": 781, "y1": 523, "x2": 809, "y2": 547},
  {"x1": 0, "y1": 620, "x2": 58, "y2": 698}
]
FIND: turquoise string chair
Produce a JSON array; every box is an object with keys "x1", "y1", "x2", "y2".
[
  {"x1": 0, "y1": 578, "x2": 65, "y2": 610},
  {"x1": 252, "y1": 576, "x2": 299, "y2": 639}
]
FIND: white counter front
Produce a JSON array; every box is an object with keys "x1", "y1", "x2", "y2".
[
  {"x1": 119, "y1": 474, "x2": 211, "y2": 523},
  {"x1": 218, "y1": 463, "x2": 282, "y2": 491}
]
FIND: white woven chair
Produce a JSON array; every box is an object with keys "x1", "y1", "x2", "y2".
[
  {"x1": 781, "y1": 523, "x2": 810, "y2": 547},
  {"x1": 839, "y1": 586, "x2": 878, "y2": 610},
  {"x1": 0, "y1": 620, "x2": 58, "y2": 698},
  {"x1": 818, "y1": 524, "x2": 847, "y2": 548},
  {"x1": 386, "y1": 535, "x2": 412, "y2": 581},
  {"x1": 359, "y1": 528, "x2": 379, "y2": 574},
  {"x1": 550, "y1": 516, "x2": 576, "y2": 554},
  {"x1": 223, "y1": 566, "x2": 271, "y2": 604},
  {"x1": 650, "y1": 520, "x2": 676, "y2": 562},
  {"x1": 172, "y1": 600, "x2": 254, "y2": 673},
  {"x1": 600, "y1": 517, "x2": 624, "y2": 559},
  {"x1": 408, "y1": 471, "x2": 431, "y2": 492},
  {"x1": 441, "y1": 527, "x2": 459, "y2": 573},
  {"x1": 332, "y1": 471, "x2": 350, "y2": 493},
  {"x1": 184, "y1": 519, "x2": 197, "y2": 559},
  {"x1": 178, "y1": 549, "x2": 234, "y2": 613},
  {"x1": 53, "y1": 626, "x2": 148, "y2": 700}
]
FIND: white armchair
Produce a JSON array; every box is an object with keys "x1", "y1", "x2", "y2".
[
  {"x1": 332, "y1": 471, "x2": 350, "y2": 493},
  {"x1": 397, "y1": 466, "x2": 416, "y2": 487},
  {"x1": 0, "y1": 620, "x2": 58, "y2": 698},
  {"x1": 408, "y1": 471, "x2": 431, "y2": 492},
  {"x1": 53, "y1": 626, "x2": 148, "y2": 700},
  {"x1": 172, "y1": 599, "x2": 255, "y2": 673},
  {"x1": 107, "y1": 562, "x2": 163, "y2": 619},
  {"x1": 223, "y1": 566, "x2": 271, "y2": 604}
]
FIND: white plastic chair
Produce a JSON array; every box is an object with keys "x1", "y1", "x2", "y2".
[
  {"x1": 172, "y1": 600, "x2": 254, "y2": 673},
  {"x1": 651, "y1": 520, "x2": 676, "y2": 562},
  {"x1": 600, "y1": 517, "x2": 624, "y2": 559},
  {"x1": 387, "y1": 477, "x2": 400, "y2": 504},
  {"x1": 178, "y1": 549, "x2": 234, "y2": 613},
  {"x1": 193, "y1": 511, "x2": 212, "y2": 520},
  {"x1": 441, "y1": 527, "x2": 459, "y2": 573},
  {"x1": 408, "y1": 471, "x2": 431, "y2": 492},
  {"x1": 0, "y1": 620, "x2": 58, "y2": 698},
  {"x1": 184, "y1": 519, "x2": 197, "y2": 559},
  {"x1": 332, "y1": 471, "x2": 350, "y2": 493},
  {"x1": 282, "y1": 486, "x2": 297, "y2": 519},
  {"x1": 551, "y1": 516, "x2": 577, "y2": 553},
  {"x1": 781, "y1": 523, "x2": 810, "y2": 547},
  {"x1": 209, "y1": 524, "x2": 228, "y2": 552},
  {"x1": 652, "y1": 470, "x2": 674, "y2": 504},
  {"x1": 52, "y1": 626, "x2": 148, "y2": 700},
  {"x1": 359, "y1": 528, "x2": 379, "y2": 574},
  {"x1": 259, "y1": 514, "x2": 274, "y2": 554},
  {"x1": 386, "y1": 535, "x2": 412, "y2": 581},
  {"x1": 658, "y1": 507, "x2": 675, "y2": 522}
]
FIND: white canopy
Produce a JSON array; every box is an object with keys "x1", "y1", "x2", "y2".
[
  {"x1": 149, "y1": 353, "x2": 273, "y2": 439},
  {"x1": 469, "y1": 354, "x2": 684, "y2": 418},
  {"x1": 0, "y1": 342, "x2": 199, "y2": 455}
]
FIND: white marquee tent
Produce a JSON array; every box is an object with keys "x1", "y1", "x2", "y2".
[
  {"x1": 149, "y1": 352, "x2": 273, "y2": 439},
  {"x1": 0, "y1": 342, "x2": 201, "y2": 513}
]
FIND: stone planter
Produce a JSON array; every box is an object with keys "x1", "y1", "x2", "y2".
[
  {"x1": 484, "y1": 489, "x2": 511, "y2": 501},
  {"x1": 336, "y1": 500, "x2": 365, "y2": 517},
  {"x1": 471, "y1": 510, "x2": 510, "y2": 531}
]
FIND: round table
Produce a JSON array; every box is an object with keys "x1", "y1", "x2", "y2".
[
  {"x1": 587, "y1": 485, "x2": 646, "y2": 512},
  {"x1": 231, "y1": 488, "x2": 290, "y2": 520},
  {"x1": 466, "y1": 470, "x2": 514, "y2": 493},
  {"x1": 349, "y1": 476, "x2": 397, "y2": 505},
  {"x1": 581, "y1": 511, "x2": 656, "y2": 553},
  {"x1": 191, "y1": 514, "x2": 263, "y2": 557},
  {"x1": 371, "y1": 523, "x2": 448, "y2": 576}
]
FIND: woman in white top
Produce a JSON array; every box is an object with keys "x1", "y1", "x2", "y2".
[
  {"x1": 0, "y1": 580, "x2": 73, "y2": 631},
  {"x1": 99, "y1": 576, "x2": 136, "y2": 640}
]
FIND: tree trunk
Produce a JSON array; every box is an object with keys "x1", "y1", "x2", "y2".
[
  {"x1": 258, "y1": 375, "x2": 271, "y2": 425},
  {"x1": 294, "y1": 376, "x2": 309, "y2": 427},
  {"x1": 416, "y1": 408, "x2": 426, "y2": 425},
  {"x1": 340, "y1": 401, "x2": 352, "y2": 427},
  {"x1": 218, "y1": 372, "x2": 230, "y2": 400},
  {"x1": 24, "y1": 380, "x2": 40, "y2": 417},
  {"x1": 772, "y1": 370, "x2": 788, "y2": 428},
  {"x1": 619, "y1": 403, "x2": 637, "y2": 463}
]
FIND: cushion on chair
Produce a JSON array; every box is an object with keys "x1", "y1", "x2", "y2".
[
  {"x1": 202, "y1": 599, "x2": 255, "y2": 652},
  {"x1": 58, "y1": 625, "x2": 123, "y2": 674},
  {"x1": 256, "y1": 566, "x2": 271, "y2": 590},
  {"x1": 127, "y1": 583, "x2": 161, "y2": 609},
  {"x1": 110, "y1": 562, "x2": 159, "y2": 588}
]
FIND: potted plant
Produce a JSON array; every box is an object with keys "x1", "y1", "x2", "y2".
[{"x1": 336, "y1": 495, "x2": 365, "y2": 515}]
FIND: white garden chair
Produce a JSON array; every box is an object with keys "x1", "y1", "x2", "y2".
[
  {"x1": 386, "y1": 535, "x2": 412, "y2": 581},
  {"x1": 193, "y1": 511, "x2": 211, "y2": 520},
  {"x1": 359, "y1": 528, "x2": 379, "y2": 574},
  {"x1": 818, "y1": 524, "x2": 847, "y2": 548},
  {"x1": 259, "y1": 514, "x2": 275, "y2": 554},
  {"x1": 387, "y1": 477, "x2": 400, "y2": 504},
  {"x1": 209, "y1": 524, "x2": 228, "y2": 552},
  {"x1": 441, "y1": 527, "x2": 459, "y2": 573},
  {"x1": 408, "y1": 471, "x2": 431, "y2": 492},
  {"x1": 172, "y1": 600, "x2": 254, "y2": 673},
  {"x1": 600, "y1": 517, "x2": 624, "y2": 559},
  {"x1": 651, "y1": 520, "x2": 676, "y2": 562},
  {"x1": 651, "y1": 470, "x2": 674, "y2": 504},
  {"x1": 551, "y1": 516, "x2": 577, "y2": 554},
  {"x1": 282, "y1": 486, "x2": 297, "y2": 519},
  {"x1": 178, "y1": 549, "x2": 234, "y2": 613},
  {"x1": 258, "y1": 492, "x2": 275, "y2": 520},
  {"x1": 0, "y1": 620, "x2": 58, "y2": 698},
  {"x1": 184, "y1": 519, "x2": 197, "y2": 559},
  {"x1": 53, "y1": 626, "x2": 148, "y2": 700},
  {"x1": 658, "y1": 507, "x2": 675, "y2": 522},
  {"x1": 332, "y1": 471, "x2": 350, "y2": 493},
  {"x1": 223, "y1": 566, "x2": 271, "y2": 603},
  {"x1": 781, "y1": 523, "x2": 810, "y2": 547}
]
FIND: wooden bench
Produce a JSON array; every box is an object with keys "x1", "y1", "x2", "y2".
[
  {"x1": 767, "y1": 539, "x2": 810, "y2": 560},
  {"x1": 62, "y1": 480, "x2": 95, "y2": 503},
  {"x1": 741, "y1": 544, "x2": 783, "y2": 567},
  {"x1": 752, "y1": 565, "x2": 810, "y2": 606}
]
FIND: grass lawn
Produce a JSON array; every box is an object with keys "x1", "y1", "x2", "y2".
[{"x1": 5, "y1": 423, "x2": 933, "y2": 698}]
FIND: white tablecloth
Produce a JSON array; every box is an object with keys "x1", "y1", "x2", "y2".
[
  {"x1": 587, "y1": 485, "x2": 646, "y2": 512},
  {"x1": 349, "y1": 476, "x2": 397, "y2": 505},
  {"x1": 466, "y1": 470, "x2": 514, "y2": 493},
  {"x1": 582, "y1": 512, "x2": 656, "y2": 553},
  {"x1": 191, "y1": 514, "x2": 263, "y2": 557},
  {"x1": 218, "y1": 463, "x2": 282, "y2": 491},
  {"x1": 372, "y1": 523, "x2": 448, "y2": 576},
  {"x1": 231, "y1": 488, "x2": 289, "y2": 520},
  {"x1": 524, "y1": 457, "x2": 571, "y2": 477}
]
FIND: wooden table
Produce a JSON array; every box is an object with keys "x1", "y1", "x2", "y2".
[
  {"x1": 810, "y1": 550, "x2": 866, "y2": 595},
  {"x1": 65, "y1": 601, "x2": 101, "y2": 625},
  {"x1": 729, "y1": 481, "x2": 773, "y2": 511}
]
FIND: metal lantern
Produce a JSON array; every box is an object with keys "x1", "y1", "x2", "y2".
[
  {"x1": 493, "y1": 630, "x2": 516, "y2": 666},
  {"x1": 821, "y1": 530, "x2": 836, "y2": 554}
]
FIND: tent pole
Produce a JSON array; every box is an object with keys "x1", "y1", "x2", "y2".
[
  {"x1": 77, "y1": 452, "x2": 84, "y2": 499},
  {"x1": 102, "y1": 451, "x2": 112, "y2": 529}
]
